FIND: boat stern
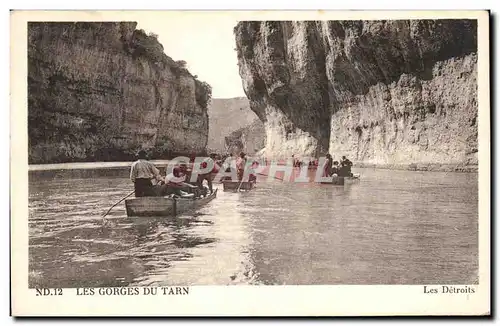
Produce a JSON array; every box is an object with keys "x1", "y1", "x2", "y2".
[{"x1": 125, "y1": 197, "x2": 176, "y2": 217}]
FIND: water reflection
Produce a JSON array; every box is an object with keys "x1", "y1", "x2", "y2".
[{"x1": 28, "y1": 166, "x2": 478, "y2": 287}]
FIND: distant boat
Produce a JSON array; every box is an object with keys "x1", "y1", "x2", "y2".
[
  {"x1": 222, "y1": 180, "x2": 255, "y2": 191},
  {"x1": 320, "y1": 174, "x2": 361, "y2": 185},
  {"x1": 125, "y1": 189, "x2": 217, "y2": 217}
]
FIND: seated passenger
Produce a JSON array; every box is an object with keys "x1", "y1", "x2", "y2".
[
  {"x1": 248, "y1": 160, "x2": 259, "y2": 183},
  {"x1": 340, "y1": 156, "x2": 353, "y2": 177},
  {"x1": 331, "y1": 161, "x2": 340, "y2": 176},
  {"x1": 156, "y1": 166, "x2": 197, "y2": 198},
  {"x1": 197, "y1": 154, "x2": 219, "y2": 194}
]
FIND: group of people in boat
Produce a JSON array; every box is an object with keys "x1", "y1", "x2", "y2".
[
  {"x1": 130, "y1": 150, "x2": 217, "y2": 199},
  {"x1": 130, "y1": 148, "x2": 355, "y2": 198},
  {"x1": 323, "y1": 154, "x2": 353, "y2": 177},
  {"x1": 129, "y1": 150, "x2": 259, "y2": 198},
  {"x1": 290, "y1": 154, "x2": 353, "y2": 177},
  {"x1": 219, "y1": 152, "x2": 258, "y2": 183}
]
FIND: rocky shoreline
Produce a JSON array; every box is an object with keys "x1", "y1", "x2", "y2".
[
  {"x1": 354, "y1": 162, "x2": 478, "y2": 173},
  {"x1": 29, "y1": 158, "x2": 478, "y2": 173}
]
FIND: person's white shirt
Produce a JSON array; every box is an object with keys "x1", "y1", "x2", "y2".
[{"x1": 165, "y1": 171, "x2": 185, "y2": 184}]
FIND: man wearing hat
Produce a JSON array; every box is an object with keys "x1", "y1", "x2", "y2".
[{"x1": 129, "y1": 149, "x2": 165, "y2": 197}]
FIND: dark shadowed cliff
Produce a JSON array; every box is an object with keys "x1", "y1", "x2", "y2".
[
  {"x1": 234, "y1": 20, "x2": 478, "y2": 171},
  {"x1": 28, "y1": 22, "x2": 212, "y2": 164}
]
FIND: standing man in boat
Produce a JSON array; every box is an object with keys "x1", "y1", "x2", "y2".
[
  {"x1": 129, "y1": 149, "x2": 165, "y2": 197},
  {"x1": 215, "y1": 153, "x2": 223, "y2": 169},
  {"x1": 236, "y1": 152, "x2": 247, "y2": 181},
  {"x1": 197, "y1": 153, "x2": 219, "y2": 194},
  {"x1": 248, "y1": 159, "x2": 259, "y2": 184},
  {"x1": 324, "y1": 154, "x2": 334, "y2": 177},
  {"x1": 189, "y1": 152, "x2": 197, "y2": 163}
]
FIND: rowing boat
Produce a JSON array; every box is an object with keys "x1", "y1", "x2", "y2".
[
  {"x1": 320, "y1": 174, "x2": 361, "y2": 185},
  {"x1": 222, "y1": 180, "x2": 255, "y2": 191},
  {"x1": 124, "y1": 189, "x2": 218, "y2": 217}
]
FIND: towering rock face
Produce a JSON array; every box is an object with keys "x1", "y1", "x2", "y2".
[
  {"x1": 207, "y1": 97, "x2": 266, "y2": 155},
  {"x1": 28, "y1": 22, "x2": 211, "y2": 164},
  {"x1": 234, "y1": 20, "x2": 478, "y2": 169},
  {"x1": 207, "y1": 97, "x2": 259, "y2": 152},
  {"x1": 224, "y1": 119, "x2": 266, "y2": 155}
]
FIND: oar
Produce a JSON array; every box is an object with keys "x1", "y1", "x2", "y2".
[
  {"x1": 236, "y1": 178, "x2": 245, "y2": 192},
  {"x1": 257, "y1": 172, "x2": 284, "y2": 181},
  {"x1": 101, "y1": 189, "x2": 135, "y2": 222}
]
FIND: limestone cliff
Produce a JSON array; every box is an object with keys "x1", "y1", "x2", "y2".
[
  {"x1": 224, "y1": 119, "x2": 266, "y2": 155},
  {"x1": 28, "y1": 22, "x2": 212, "y2": 164},
  {"x1": 234, "y1": 20, "x2": 478, "y2": 170},
  {"x1": 207, "y1": 97, "x2": 259, "y2": 152}
]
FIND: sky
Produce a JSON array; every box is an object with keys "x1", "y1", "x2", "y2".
[{"x1": 137, "y1": 16, "x2": 246, "y2": 99}]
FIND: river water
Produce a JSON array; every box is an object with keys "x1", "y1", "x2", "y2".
[{"x1": 28, "y1": 165, "x2": 478, "y2": 287}]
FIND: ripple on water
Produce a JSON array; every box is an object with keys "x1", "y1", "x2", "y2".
[{"x1": 28, "y1": 167, "x2": 478, "y2": 286}]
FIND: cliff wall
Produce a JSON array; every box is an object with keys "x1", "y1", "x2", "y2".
[
  {"x1": 207, "y1": 97, "x2": 259, "y2": 152},
  {"x1": 224, "y1": 119, "x2": 266, "y2": 155},
  {"x1": 234, "y1": 20, "x2": 478, "y2": 170},
  {"x1": 28, "y1": 22, "x2": 211, "y2": 163}
]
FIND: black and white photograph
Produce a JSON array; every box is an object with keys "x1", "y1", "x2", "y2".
[{"x1": 10, "y1": 10, "x2": 490, "y2": 316}]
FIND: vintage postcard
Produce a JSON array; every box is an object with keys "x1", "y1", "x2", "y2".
[{"x1": 10, "y1": 10, "x2": 490, "y2": 316}]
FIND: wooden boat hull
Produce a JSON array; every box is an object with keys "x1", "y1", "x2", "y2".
[
  {"x1": 125, "y1": 189, "x2": 217, "y2": 217},
  {"x1": 222, "y1": 181, "x2": 255, "y2": 191},
  {"x1": 321, "y1": 175, "x2": 360, "y2": 185}
]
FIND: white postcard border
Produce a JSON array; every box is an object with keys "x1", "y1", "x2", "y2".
[{"x1": 10, "y1": 10, "x2": 491, "y2": 316}]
